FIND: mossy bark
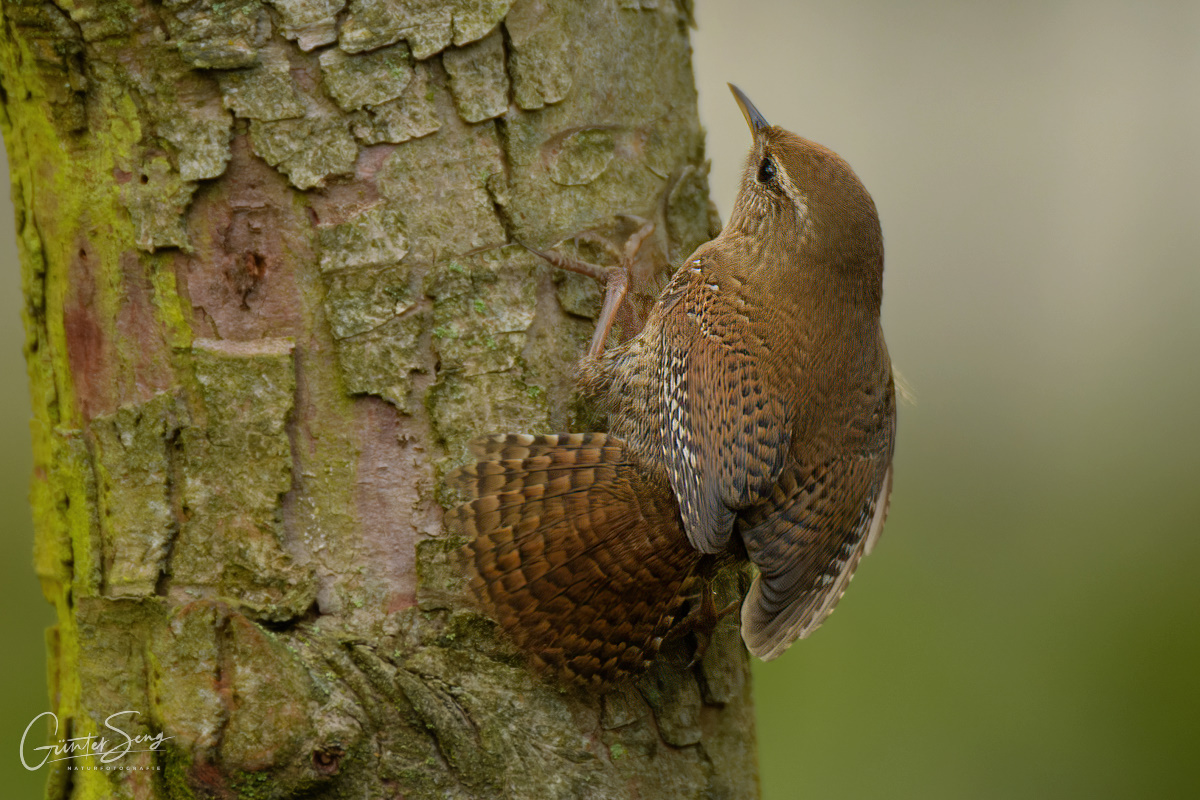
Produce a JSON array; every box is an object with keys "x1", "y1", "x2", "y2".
[{"x1": 1, "y1": 1, "x2": 758, "y2": 797}]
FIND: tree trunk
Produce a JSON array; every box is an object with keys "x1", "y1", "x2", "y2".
[{"x1": 1, "y1": 0, "x2": 757, "y2": 797}]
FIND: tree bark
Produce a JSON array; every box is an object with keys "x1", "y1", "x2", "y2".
[{"x1": 1, "y1": 0, "x2": 758, "y2": 797}]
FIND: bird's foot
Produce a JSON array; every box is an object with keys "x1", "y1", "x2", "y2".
[
  {"x1": 665, "y1": 581, "x2": 740, "y2": 670},
  {"x1": 521, "y1": 217, "x2": 658, "y2": 357}
]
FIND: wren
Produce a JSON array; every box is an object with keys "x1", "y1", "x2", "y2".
[{"x1": 446, "y1": 85, "x2": 896, "y2": 688}]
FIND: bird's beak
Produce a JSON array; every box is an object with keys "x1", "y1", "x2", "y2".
[{"x1": 729, "y1": 84, "x2": 770, "y2": 134}]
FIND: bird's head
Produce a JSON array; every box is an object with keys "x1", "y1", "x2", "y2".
[{"x1": 725, "y1": 84, "x2": 884, "y2": 312}]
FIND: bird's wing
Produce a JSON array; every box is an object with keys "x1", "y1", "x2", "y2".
[
  {"x1": 738, "y1": 382, "x2": 895, "y2": 660},
  {"x1": 657, "y1": 266, "x2": 791, "y2": 554}
]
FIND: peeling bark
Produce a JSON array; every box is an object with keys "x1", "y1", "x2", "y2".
[{"x1": 1, "y1": 0, "x2": 755, "y2": 797}]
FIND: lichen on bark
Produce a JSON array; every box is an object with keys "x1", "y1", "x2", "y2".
[{"x1": 1, "y1": 0, "x2": 757, "y2": 796}]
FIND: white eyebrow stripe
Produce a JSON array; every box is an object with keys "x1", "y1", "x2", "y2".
[{"x1": 772, "y1": 157, "x2": 810, "y2": 226}]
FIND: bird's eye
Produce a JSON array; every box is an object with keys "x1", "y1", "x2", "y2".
[{"x1": 757, "y1": 157, "x2": 776, "y2": 185}]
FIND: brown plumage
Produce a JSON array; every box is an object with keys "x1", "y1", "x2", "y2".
[{"x1": 447, "y1": 85, "x2": 895, "y2": 687}]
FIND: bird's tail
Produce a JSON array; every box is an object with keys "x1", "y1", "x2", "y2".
[{"x1": 445, "y1": 433, "x2": 701, "y2": 688}]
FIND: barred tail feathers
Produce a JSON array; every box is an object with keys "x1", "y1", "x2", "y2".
[{"x1": 447, "y1": 433, "x2": 699, "y2": 687}]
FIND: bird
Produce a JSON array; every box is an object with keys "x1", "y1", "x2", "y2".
[{"x1": 445, "y1": 85, "x2": 896, "y2": 689}]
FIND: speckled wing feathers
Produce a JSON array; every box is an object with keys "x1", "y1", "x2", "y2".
[
  {"x1": 447, "y1": 433, "x2": 702, "y2": 688},
  {"x1": 738, "y1": 446, "x2": 894, "y2": 659},
  {"x1": 659, "y1": 258, "x2": 790, "y2": 555}
]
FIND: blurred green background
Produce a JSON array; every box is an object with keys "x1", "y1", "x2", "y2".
[
  {"x1": 693, "y1": 1, "x2": 1200, "y2": 798},
  {"x1": 0, "y1": 121, "x2": 45, "y2": 798},
  {"x1": 3, "y1": 1, "x2": 1198, "y2": 797}
]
